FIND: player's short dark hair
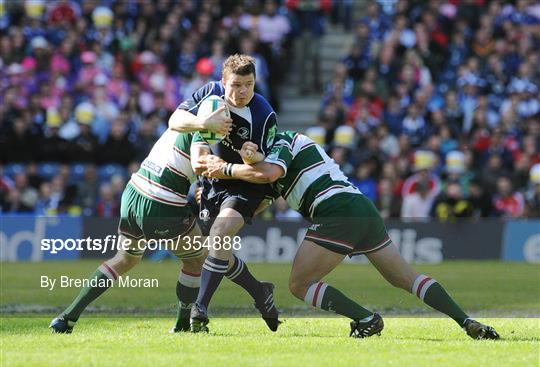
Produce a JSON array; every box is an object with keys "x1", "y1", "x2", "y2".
[{"x1": 222, "y1": 54, "x2": 256, "y2": 79}]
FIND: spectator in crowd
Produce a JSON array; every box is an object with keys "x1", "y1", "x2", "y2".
[
  {"x1": 468, "y1": 178, "x2": 494, "y2": 218},
  {"x1": 492, "y1": 176, "x2": 525, "y2": 218},
  {"x1": 400, "y1": 180, "x2": 434, "y2": 221},
  {"x1": 1, "y1": 1, "x2": 539, "y2": 219},
  {"x1": 76, "y1": 164, "x2": 99, "y2": 215},
  {"x1": 2, "y1": 188, "x2": 33, "y2": 213},
  {"x1": 1, "y1": 115, "x2": 39, "y2": 163},
  {"x1": 99, "y1": 118, "x2": 136, "y2": 165},
  {"x1": 289, "y1": 0, "x2": 329, "y2": 93},
  {"x1": 431, "y1": 181, "x2": 474, "y2": 221},
  {"x1": 40, "y1": 108, "x2": 70, "y2": 162},
  {"x1": 35, "y1": 181, "x2": 56, "y2": 215},
  {"x1": 13, "y1": 172, "x2": 39, "y2": 211},
  {"x1": 274, "y1": 197, "x2": 302, "y2": 220},
  {"x1": 374, "y1": 178, "x2": 401, "y2": 219},
  {"x1": 95, "y1": 183, "x2": 119, "y2": 218},
  {"x1": 524, "y1": 163, "x2": 540, "y2": 217},
  {"x1": 350, "y1": 163, "x2": 377, "y2": 202}
]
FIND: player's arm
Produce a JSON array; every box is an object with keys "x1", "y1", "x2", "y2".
[
  {"x1": 168, "y1": 107, "x2": 232, "y2": 134},
  {"x1": 190, "y1": 134, "x2": 212, "y2": 175},
  {"x1": 231, "y1": 162, "x2": 283, "y2": 183},
  {"x1": 169, "y1": 82, "x2": 232, "y2": 134},
  {"x1": 198, "y1": 156, "x2": 283, "y2": 184},
  {"x1": 199, "y1": 136, "x2": 290, "y2": 183}
]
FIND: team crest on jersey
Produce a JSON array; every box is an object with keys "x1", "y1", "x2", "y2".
[
  {"x1": 237, "y1": 127, "x2": 250, "y2": 139},
  {"x1": 267, "y1": 125, "x2": 277, "y2": 148},
  {"x1": 199, "y1": 209, "x2": 210, "y2": 220}
]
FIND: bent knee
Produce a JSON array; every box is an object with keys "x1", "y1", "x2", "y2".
[
  {"x1": 288, "y1": 277, "x2": 312, "y2": 300},
  {"x1": 108, "y1": 252, "x2": 141, "y2": 273},
  {"x1": 182, "y1": 256, "x2": 205, "y2": 274},
  {"x1": 387, "y1": 273, "x2": 414, "y2": 291}
]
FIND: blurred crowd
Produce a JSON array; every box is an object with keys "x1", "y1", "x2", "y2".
[
  {"x1": 307, "y1": 0, "x2": 540, "y2": 219},
  {"x1": 0, "y1": 0, "x2": 297, "y2": 216},
  {"x1": 1, "y1": 0, "x2": 539, "y2": 220}
]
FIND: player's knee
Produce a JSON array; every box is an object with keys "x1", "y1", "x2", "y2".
[
  {"x1": 288, "y1": 277, "x2": 309, "y2": 300},
  {"x1": 211, "y1": 221, "x2": 238, "y2": 237},
  {"x1": 182, "y1": 256, "x2": 205, "y2": 274},
  {"x1": 211, "y1": 213, "x2": 244, "y2": 237},
  {"x1": 108, "y1": 251, "x2": 141, "y2": 274},
  {"x1": 388, "y1": 273, "x2": 413, "y2": 291}
]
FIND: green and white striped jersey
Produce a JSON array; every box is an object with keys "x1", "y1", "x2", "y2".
[
  {"x1": 129, "y1": 130, "x2": 196, "y2": 207},
  {"x1": 265, "y1": 131, "x2": 362, "y2": 218}
]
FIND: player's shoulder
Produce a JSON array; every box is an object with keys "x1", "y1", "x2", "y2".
[
  {"x1": 249, "y1": 93, "x2": 275, "y2": 116},
  {"x1": 202, "y1": 81, "x2": 225, "y2": 97},
  {"x1": 276, "y1": 130, "x2": 306, "y2": 146}
]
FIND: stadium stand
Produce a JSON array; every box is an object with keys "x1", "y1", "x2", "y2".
[{"x1": 0, "y1": 0, "x2": 539, "y2": 219}]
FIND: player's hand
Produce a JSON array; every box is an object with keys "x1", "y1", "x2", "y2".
[
  {"x1": 240, "y1": 141, "x2": 259, "y2": 163},
  {"x1": 201, "y1": 106, "x2": 233, "y2": 135},
  {"x1": 199, "y1": 154, "x2": 226, "y2": 166},
  {"x1": 191, "y1": 159, "x2": 206, "y2": 175},
  {"x1": 199, "y1": 155, "x2": 228, "y2": 179}
]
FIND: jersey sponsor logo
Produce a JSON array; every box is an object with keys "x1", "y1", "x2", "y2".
[
  {"x1": 308, "y1": 224, "x2": 321, "y2": 231},
  {"x1": 237, "y1": 127, "x2": 250, "y2": 139},
  {"x1": 221, "y1": 138, "x2": 242, "y2": 154},
  {"x1": 141, "y1": 159, "x2": 164, "y2": 177},
  {"x1": 154, "y1": 229, "x2": 170, "y2": 236}
]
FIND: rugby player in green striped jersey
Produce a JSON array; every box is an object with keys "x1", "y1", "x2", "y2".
[
  {"x1": 50, "y1": 130, "x2": 208, "y2": 334},
  {"x1": 198, "y1": 131, "x2": 500, "y2": 340}
]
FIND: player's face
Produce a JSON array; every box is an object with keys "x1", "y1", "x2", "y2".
[{"x1": 222, "y1": 73, "x2": 255, "y2": 108}]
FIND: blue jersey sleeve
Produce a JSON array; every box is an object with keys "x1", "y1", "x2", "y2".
[{"x1": 177, "y1": 82, "x2": 221, "y2": 114}]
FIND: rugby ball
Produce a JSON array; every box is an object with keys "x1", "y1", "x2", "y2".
[{"x1": 196, "y1": 95, "x2": 230, "y2": 144}]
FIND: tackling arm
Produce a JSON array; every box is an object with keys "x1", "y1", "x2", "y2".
[
  {"x1": 198, "y1": 156, "x2": 284, "y2": 184},
  {"x1": 230, "y1": 162, "x2": 284, "y2": 184}
]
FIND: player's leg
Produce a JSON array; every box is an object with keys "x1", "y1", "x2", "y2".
[
  {"x1": 193, "y1": 194, "x2": 280, "y2": 331},
  {"x1": 225, "y1": 253, "x2": 280, "y2": 331},
  {"x1": 217, "y1": 198, "x2": 271, "y2": 306},
  {"x1": 289, "y1": 239, "x2": 383, "y2": 338},
  {"x1": 50, "y1": 235, "x2": 145, "y2": 333},
  {"x1": 195, "y1": 207, "x2": 243, "y2": 309},
  {"x1": 51, "y1": 183, "x2": 148, "y2": 333},
  {"x1": 365, "y1": 244, "x2": 499, "y2": 339},
  {"x1": 168, "y1": 223, "x2": 206, "y2": 332},
  {"x1": 290, "y1": 192, "x2": 391, "y2": 338}
]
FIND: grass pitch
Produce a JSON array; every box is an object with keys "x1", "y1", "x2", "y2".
[
  {"x1": 1, "y1": 317, "x2": 538, "y2": 367},
  {"x1": 1, "y1": 261, "x2": 539, "y2": 366}
]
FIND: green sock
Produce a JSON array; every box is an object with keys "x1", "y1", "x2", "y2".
[
  {"x1": 412, "y1": 275, "x2": 469, "y2": 326},
  {"x1": 175, "y1": 270, "x2": 201, "y2": 330},
  {"x1": 305, "y1": 282, "x2": 373, "y2": 321},
  {"x1": 63, "y1": 264, "x2": 118, "y2": 321}
]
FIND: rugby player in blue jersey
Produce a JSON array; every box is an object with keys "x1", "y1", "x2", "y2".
[{"x1": 169, "y1": 54, "x2": 280, "y2": 332}]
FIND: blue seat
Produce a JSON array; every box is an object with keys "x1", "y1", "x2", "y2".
[
  {"x1": 71, "y1": 163, "x2": 87, "y2": 181},
  {"x1": 98, "y1": 164, "x2": 127, "y2": 182},
  {"x1": 38, "y1": 163, "x2": 59, "y2": 179},
  {"x1": 5, "y1": 163, "x2": 25, "y2": 178}
]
